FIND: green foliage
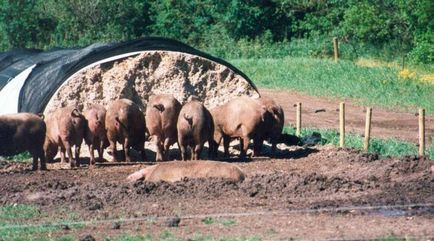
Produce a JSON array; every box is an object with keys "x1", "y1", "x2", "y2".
[
  {"x1": 0, "y1": 0, "x2": 56, "y2": 49},
  {"x1": 0, "y1": 0, "x2": 431, "y2": 63}
]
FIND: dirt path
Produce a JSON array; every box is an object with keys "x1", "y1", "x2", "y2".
[{"x1": 260, "y1": 88, "x2": 434, "y2": 144}]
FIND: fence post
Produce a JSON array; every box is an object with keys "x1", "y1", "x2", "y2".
[
  {"x1": 296, "y1": 102, "x2": 302, "y2": 137},
  {"x1": 333, "y1": 37, "x2": 339, "y2": 61},
  {"x1": 364, "y1": 107, "x2": 372, "y2": 152},
  {"x1": 419, "y1": 108, "x2": 425, "y2": 157},
  {"x1": 339, "y1": 102, "x2": 345, "y2": 147}
]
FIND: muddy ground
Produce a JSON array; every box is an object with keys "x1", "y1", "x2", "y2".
[
  {"x1": 0, "y1": 144, "x2": 433, "y2": 240},
  {"x1": 1, "y1": 88, "x2": 433, "y2": 240}
]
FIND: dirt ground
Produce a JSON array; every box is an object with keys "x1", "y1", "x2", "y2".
[
  {"x1": 0, "y1": 144, "x2": 433, "y2": 240},
  {"x1": 261, "y1": 89, "x2": 434, "y2": 144},
  {"x1": 0, "y1": 89, "x2": 433, "y2": 240}
]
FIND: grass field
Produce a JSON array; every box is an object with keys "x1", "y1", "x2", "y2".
[
  {"x1": 0, "y1": 204, "x2": 67, "y2": 240},
  {"x1": 231, "y1": 57, "x2": 434, "y2": 113}
]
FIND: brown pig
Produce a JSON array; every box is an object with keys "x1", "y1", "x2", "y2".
[
  {"x1": 84, "y1": 104, "x2": 108, "y2": 166},
  {"x1": 0, "y1": 113, "x2": 47, "y2": 170},
  {"x1": 210, "y1": 96, "x2": 267, "y2": 159},
  {"x1": 44, "y1": 106, "x2": 87, "y2": 168},
  {"x1": 127, "y1": 160, "x2": 245, "y2": 183},
  {"x1": 177, "y1": 97, "x2": 214, "y2": 160},
  {"x1": 255, "y1": 97, "x2": 284, "y2": 156},
  {"x1": 145, "y1": 94, "x2": 181, "y2": 161},
  {"x1": 105, "y1": 99, "x2": 146, "y2": 162}
]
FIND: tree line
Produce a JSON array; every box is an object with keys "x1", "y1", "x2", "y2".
[{"x1": 0, "y1": 0, "x2": 432, "y2": 63}]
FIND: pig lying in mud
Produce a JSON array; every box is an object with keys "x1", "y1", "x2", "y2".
[
  {"x1": 145, "y1": 94, "x2": 181, "y2": 161},
  {"x1": 84, "y1": 104, "x2": 108, "y2": 166},
  {"x1": 127, "y1": 160, "x2": 245, "y2": 183},
  {"x1": 44, "y1": 106, "x2": 87, "y2": 168},
  {"x1": 0, "y1": 113, "x2": 47, "y2": 170},
  {"x1": 177, "y1": 97, "x2": 214, "y2": 160},
  {"x1": 210, "y1": 96, "x2": 267, "y2": 159},
  {"x1": 106, "y1": 99, "x2": 146, "y2": 162}
]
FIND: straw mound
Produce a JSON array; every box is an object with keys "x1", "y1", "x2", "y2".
[{"x1": 44, "y1": 51, "x2": 259, "y2": 114}]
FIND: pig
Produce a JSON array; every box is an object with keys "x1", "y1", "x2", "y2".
[
  {"x1": 105, "y1": 99, "x2": 146, "y2": 162},
  {"x1": 127, "y1": 160, "x2": 245, "y2": 183},
  {"x1": 0, "y1": 113, "x2": 47, "y2": 170},
  {"x1": 84, "y1": 104, "x2": 108, "y2": 166},
  {"x1": 177, "y1": 97, "x2": 214, "y2": 160},
  {"x1": 255, "y1": 97, "x2": 285, "y2": 156},
  {"x1": 210, "y1": 96, "x2": 267, "y2": 159},
  {"x1": 145, "y1": 94, "x2": 181, "y2": 161},
  {"x1": 44, "y1": 106, "x2": 87, "y2": 168}
]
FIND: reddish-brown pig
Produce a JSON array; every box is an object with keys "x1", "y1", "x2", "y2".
[
  {"x1": 84, "y1": 104, "x2": 108, "y2": 166},
  {"x1": 145, "y1": 94, "x2": 181, "y2": 162},
  {"x1": 210, "y1": 96, "x2": 267, "y2": 159},
  {"x1": 177, "y1": 97, "x2": 214, "y2": 160},
  {"x1": 127, "y1": 161, "x2": 245, "y2": 183},
  {"x1": 0, "y1": 113, "x2": 47, "y2": 170},
  {"x1": 105, "y1": 99, "x2": 146, "y2": 162},
  {"x1": 255, "y1": 97, "x2": 284, "y2": 156},
  {"x1": 44, "y1": 106, "x2": 87, "y2": 168}
]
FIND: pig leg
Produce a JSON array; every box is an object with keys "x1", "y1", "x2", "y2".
[
  {"x1": 223, "y1": 136, "x2": 230, "y2": 157},
  {"x1": 239, "y1": 136, "x2": 250, "y2": 159},
  {"x1": 88, "y1": 143, "x2": 95, "y2": 166},
  {"x1": 253, "y1": 137, "x2": 263, "y2": 157},
  {"x1": 97, "y1": 140, "x2": 105, "y2": 162},
  {"x1": 44, "y1": 141, "x2": 57, "y2": 163},
  {"x1": 155, "y1": 136, "x2": 164, "y2": 162},
  {"x1": 179, "y1": 138, "x2": 188, "y2": 161},
  {"x1": 109, "y1": 140, "x2": 117, "y2": 162},
  {"x1": 124, "y1": 138, "x2": 131, "y2": 162},
  {"x1": 31, "y1": 152, "x2": 38, "y2": 171},
  {"x1": 74, "y1": 145, "x2": 81, "y2": 167},
  {"x1": 39, "y1": 149, "x2": 47, "y2": 170},
  {"x1": 64, "y1": 143, "x2": 75, "y2": 168},
  {"x1": 208, "y1": 138, "x2": 216, "y2": 160},
  {"x1": 163, "y1": 138, "x2": 174, "y2": 161},
  {"x1": 193, "y1": 143, "x2": 203, "y2": 160},
  {"x1": 59, "y1": 146, "x2": 67, "y2": 164}
]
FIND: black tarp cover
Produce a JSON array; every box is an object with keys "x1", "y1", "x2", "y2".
[{"x1": 0, "y1": 37, "x2": 257, "y2": 113}]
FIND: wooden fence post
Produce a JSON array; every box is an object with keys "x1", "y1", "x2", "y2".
[
  {"x1": 364, "y1": 107, "x2": 372, "y2": 152},
  {"x1": 296, "y1": 102, "x2": 302, "y2": 137},
  {"x1": 419, "y1": 108, "x2": 425, "y2": 157},
  {"x1": 333, "y1": 37, "x2": 339, "y2": 61},
  {"x1": 340, "y1": 102, "x2": 345, "y2": 147}
]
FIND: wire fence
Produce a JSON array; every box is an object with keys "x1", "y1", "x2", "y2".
[{"x1": 1, "y1": 202, "x2": 434, "y2": 230}]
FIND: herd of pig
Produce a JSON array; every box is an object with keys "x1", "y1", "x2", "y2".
[{"x1": 0, "y1": 94, "x2": 284, "y2": 171}]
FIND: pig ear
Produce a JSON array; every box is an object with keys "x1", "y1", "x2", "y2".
[{"x1": 71, "y1": 109, "x2": 81, "y2": 117}]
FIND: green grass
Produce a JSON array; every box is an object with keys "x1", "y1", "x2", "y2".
[
  {"x1": 0, "y1": 204, "x2": 84, "y2": 241},
  {"x1": 231, "y1": 57, "x2": 434, "y2": 113},
  {"x1": 201, "y1": 217, "x2": 215, "y2": 225},
  {"x1": 1, "y1": 152, "x2": 32, "y2": 162},
  {"x1": 283, "y1": 127, "x2": 433, "y2": 159}
]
